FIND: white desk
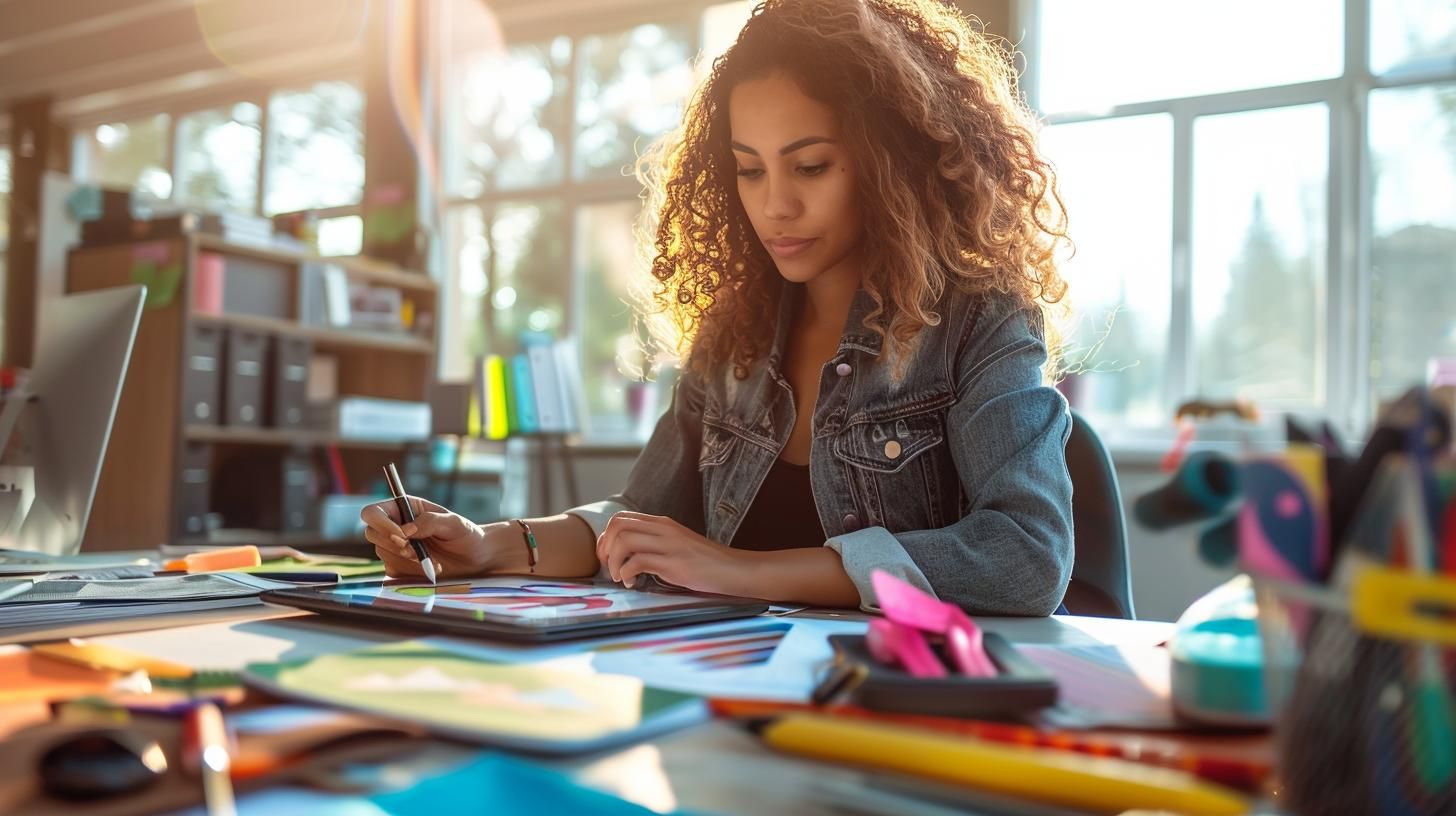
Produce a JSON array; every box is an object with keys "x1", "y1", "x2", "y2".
[{"x1": 94, "y1": 609, "x2": 1174, "y2": 815}]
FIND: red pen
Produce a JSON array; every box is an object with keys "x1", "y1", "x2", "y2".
[{"x1": 1439, "y1": 497, "x2": 1456, "y2": 575}]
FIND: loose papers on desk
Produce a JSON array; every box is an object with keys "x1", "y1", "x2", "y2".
[
  {"x1": 0, "y1": 573, "x2": 294, "y2": 644},
  {"x1": 422, "y1": 616, "x2": 870, "y2": 702},
  {"x1": 242, "y1": 641, "x2": 706, "y2": 754},
  {"x1": 0, "y1": 548, "x2": 155, "y2": 575}
]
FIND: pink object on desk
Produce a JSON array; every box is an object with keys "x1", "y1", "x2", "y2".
[
  {"x1": 942, "y1": 606, "x2": 998, "y2": 677},
  {"x1": 867, "y1": 618, "x2": 946, "y2": 678},
  {"x1": 870, "y1": 570, "x2": 997, "y2": 678}
]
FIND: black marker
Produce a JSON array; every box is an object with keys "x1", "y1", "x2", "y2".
[{"x1": 384, "y1": 463, "x2": 436, "y2": 584}]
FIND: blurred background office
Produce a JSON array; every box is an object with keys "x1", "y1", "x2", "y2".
[{"x1": 1, "y1": 0, "x2": 1452, "y2": 620}]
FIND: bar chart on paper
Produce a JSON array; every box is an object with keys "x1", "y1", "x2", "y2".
[{"x1": 594, "y1": 621, "x2": 793, "y2": 670}]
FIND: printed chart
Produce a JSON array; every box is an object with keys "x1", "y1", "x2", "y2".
[{"x1": 593, "y1": 621, "x2": 793, "y2": 671}]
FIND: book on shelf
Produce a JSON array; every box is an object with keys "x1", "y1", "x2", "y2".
[
  {"x1": 467, "y1": 339, "x2": 583, "y2": 439},
  {"x1": 527, "y1": 342, "x2": 566, "y2": 433},
  {"x1": 553, "y1": 336, "x2": 584, "y2": 435},
  {"x1": 509, "y1": 354, "x2": 540, "y2": 434}
]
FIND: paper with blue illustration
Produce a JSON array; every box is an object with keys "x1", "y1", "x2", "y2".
[{"x1": 241, "y1": 641, "x2": 706, "y2": 754}]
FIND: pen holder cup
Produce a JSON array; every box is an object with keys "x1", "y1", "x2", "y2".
[{"x1": 1252, "y1": 570, "x2": 1456, "y2": 815}]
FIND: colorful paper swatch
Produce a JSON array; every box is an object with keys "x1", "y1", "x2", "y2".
[{"x1": 594, "y1": 621, "x2": 791, "y2": 670}]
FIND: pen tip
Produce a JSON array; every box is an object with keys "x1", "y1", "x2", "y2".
[{"x1": 422, "y1": 558, "x2": 437, "y2": 585}]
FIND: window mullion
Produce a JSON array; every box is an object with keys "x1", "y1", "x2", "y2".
[
  {"x1": 564, "y1": 36, "x2": 582, "y2": 343},
  {"x1": 1167, "y1": 103, "x2": 1195, "y2": 412},
  {"x1": 255, "y1": 95, "x2": 271, "y2": 218}
]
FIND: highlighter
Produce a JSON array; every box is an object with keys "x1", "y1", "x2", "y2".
[{"x1": 759, "y1": 714, "x2": 1249, "y2": 816}]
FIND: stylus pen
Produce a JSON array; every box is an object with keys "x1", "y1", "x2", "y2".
[{"x1": 383, "y1": 463, "x2": 436, "y2": 584}]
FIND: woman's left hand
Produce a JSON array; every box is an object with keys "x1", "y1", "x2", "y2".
[{"x1": 596, "y1": 511, "x2": 756, "y2": 596}]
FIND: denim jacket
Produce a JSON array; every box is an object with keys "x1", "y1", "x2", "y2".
[{"x1": 568, "y1": 281, "x2": 1074, "y2": 616}]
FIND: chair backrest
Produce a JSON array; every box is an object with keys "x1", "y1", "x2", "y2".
[{"x1": 1063, "y1": 410, "x2": 1135, "y2": 619}]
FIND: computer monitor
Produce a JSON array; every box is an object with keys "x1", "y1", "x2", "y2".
[{"x1": 0, "y1": 285, "x2": 145, "y2": 555}]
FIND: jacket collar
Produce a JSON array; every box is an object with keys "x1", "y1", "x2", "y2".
[{"x1": 767, "y1": 280, "x2": 884, "y2": 375}]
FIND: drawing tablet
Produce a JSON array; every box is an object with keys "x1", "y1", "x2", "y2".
[{"x1": 260, "y1": 577, "x2": 770, "y2": 642}]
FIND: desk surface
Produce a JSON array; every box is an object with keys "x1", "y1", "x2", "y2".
[{"x1": 85, "y1": 608, "x2": 1174, "y2": 815}]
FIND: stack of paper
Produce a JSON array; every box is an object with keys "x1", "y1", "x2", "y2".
[{"x1": 0, "y1": 573, "x2": 293, "y2": 644}]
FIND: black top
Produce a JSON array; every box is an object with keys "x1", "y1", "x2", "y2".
[{"x1": 731, "y1": 458, "x2": 827, "y2": 551}]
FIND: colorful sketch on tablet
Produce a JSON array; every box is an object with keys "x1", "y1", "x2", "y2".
[
  {"x1": 335, "y1": 578, "x2": 710, "y2": 621},
  {"x1": 394, "y1": 583, "x2": 617, "y2": 611},
  {"x1": 593, "y1": 621, "x2": 791, "y2": 670}
]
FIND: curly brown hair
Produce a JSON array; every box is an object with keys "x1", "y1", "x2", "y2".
[{"x1": 636, "y1": 0, "x2": 1069, "y2": 380}]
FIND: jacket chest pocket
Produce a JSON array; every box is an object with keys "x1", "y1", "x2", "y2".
[
  {"x1": 833, "y1": 412, "x2": 944, "y2": 472},
  {"x1": 832, "y1": 409, "x2": 955, "y2": 531},
  {"x1": 699, "y1": 419, "x2": 737, "y2": 469}
]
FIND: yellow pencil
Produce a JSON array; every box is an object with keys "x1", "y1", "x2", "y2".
[
  {"x1": 33, "y1": 639, "x2": 195, "y2": 681},
  {"x1": 760, "y1": 714, "x2": 1250, "y2": 816}
]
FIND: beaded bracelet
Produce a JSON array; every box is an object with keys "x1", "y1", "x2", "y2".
[{"x1": 514, "y1": 519, "x2": 539, "y2": 573}]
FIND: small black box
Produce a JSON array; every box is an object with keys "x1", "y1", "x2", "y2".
[
  {"x1": 174, "y1": 442, "x2": 212, "y2": 538},
  {"x1": 182, "y1": 324, "x2": 223, "y2": 425},
  {"x1": 224, "y1": 328, "x2": 267, "y2": 427},
  {"x1": 269, "y1": 336, "x2": 312, "y2": 428}
]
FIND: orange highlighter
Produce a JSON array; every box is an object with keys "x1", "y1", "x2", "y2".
[{"x1": 161, "y1": 545, "x2": 261, "y2": 574}]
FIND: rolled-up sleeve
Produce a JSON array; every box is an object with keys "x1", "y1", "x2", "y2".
[{"x1": 828, "y1": 303, "x2": 1074, "y2": 616}]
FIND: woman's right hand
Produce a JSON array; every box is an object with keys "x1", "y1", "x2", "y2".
[{"x1": 361, "y1": 497, "x2": 498, "y2": 580}]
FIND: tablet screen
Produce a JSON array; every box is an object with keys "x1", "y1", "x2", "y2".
[{"x1": 278, "y1": 576, "x2": 761, "y2": 630}]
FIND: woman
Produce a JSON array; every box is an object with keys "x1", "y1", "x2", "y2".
[{"x1": 363, "y1": 0, "x2": 1074, "y2": 615}]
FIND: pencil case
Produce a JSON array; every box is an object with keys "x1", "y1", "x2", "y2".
[{"x1": 822, "y1": 633, "x2": 1058, "y2": 719}]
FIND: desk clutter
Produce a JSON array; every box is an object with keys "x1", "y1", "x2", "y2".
[
  {"x1": 0, "y1": 548, "x2": 1278, "y2": 816},
  {"x1": 1134, "y1": 384, "x2": 1456, "y2": 815}
]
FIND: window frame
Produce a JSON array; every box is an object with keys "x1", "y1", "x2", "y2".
[{"x1": 1022, "y1": 0, "x2": 1456, "y2": 438}]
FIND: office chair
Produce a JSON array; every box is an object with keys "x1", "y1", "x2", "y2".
[{"x1": 1062, "y1": 410, "x2": 1136, "y2": 619}]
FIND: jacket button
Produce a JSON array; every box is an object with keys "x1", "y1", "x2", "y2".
[
  {"x1": 842, "y1": 512, "x2": 860, "y2": 531},
  {"x1": 835, "y1": 363, "x2": 852, "y2": 377},
  {"x1": 884, "y1": 440, "x2": 902, "y2": 459}
]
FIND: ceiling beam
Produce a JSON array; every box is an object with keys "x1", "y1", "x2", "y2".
[
  {"x1": 0, "y1": 0, "x2": 220, "y2": 58},
  {"x1": 55, "y1": 42, "x2": 361, "y2": 124},
  {"x1": 0, "y1": 1, "x2": 365, "y2": 110}
]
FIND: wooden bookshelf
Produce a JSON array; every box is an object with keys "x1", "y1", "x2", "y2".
[
  {"x1": 192, "y1": 313, "x2": 434, "y2": 355},
  {"x1": 182, "y1": 425, "x2": 421, "y2": 451},
  {"x1": 193, "y1": 234, "x2": 438, "y2": 293},
  {"x1": 67, "y1": 234, "x2": 439, "y2": 551}
]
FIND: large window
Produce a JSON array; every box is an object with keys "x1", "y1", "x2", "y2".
[
  {"x1": 175, "y1": 103, "x2": 262, "y2": 213},
  {"x1": 1035, "y1": 0, "x2": 1456, "y2": 437},
  {"x1": 1368, "y1": 84, "x2": 1456, "y2": 404},
  {"x1": 1036, "y1": 0, "x2": 1343, "y2": 114},
  {"x1": 264, "y1": 80, "x2": 366, "y2": 215},
  {"x1": 72, "y1": 80, "x2": 364, "y2": 256},
  {"x1": 75, "y1": 114, "x2": 172, "y2": 203},
  {"x1": 1041, "y1": 115, "x2": 1172, "y2": 429},
  {"x1": 441, "y1": 1, "x2": 753, "y2": 438},
  {"x1": 1192, "y1": 105, "x2": 1328, "y2": 411}
]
